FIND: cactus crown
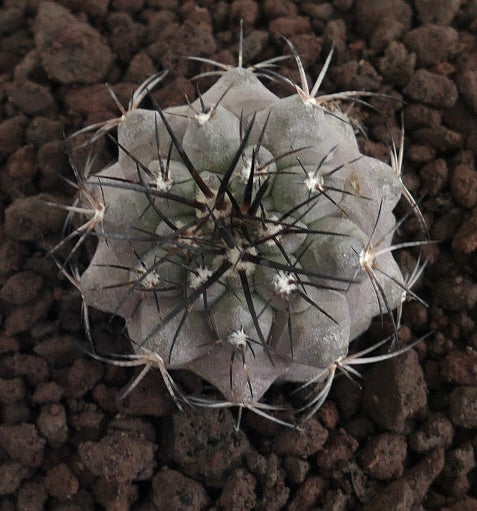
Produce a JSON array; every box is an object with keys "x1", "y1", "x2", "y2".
[{"x1": 56, "y1": 34, "x2": 428, "y2": 427}]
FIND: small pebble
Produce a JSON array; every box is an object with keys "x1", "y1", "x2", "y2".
[
  {"x1": 44, "y1": 463, "x2": 79, "y2": 501},
  {"x1": 362, "y1": 479, "x2": 414, "y2": 511},
  {"x1": 16, "y1": 481, "x2": 48, "y2": 511},
  {"x1": 448, "y1": 386, "x2": 477, "y2": 427},
  {"x1": 272, "y1": 418, "x2": 328, "y2": 457},
  {"x1": 34, "y1": 2, "x2": 113, "y2": 84},
  {"x1": 78, "y1": 431, "x2": 156, "y2": 482},
  {"x1": 218, "y1": 468, "x2": 256, "y2": 511},
  {"x1": 36, "y1": 403, "x2": 69, "y2": 448},
  {"x1": 409, "y1": 412, "x2": 454, "y2": 452},
  {"x1": 359, "y1": 433, "x2": 407, "y2": 480},
  {"x1": 0, "y1": 462, "x2": 30, "y2": 496},
  {"x1": 362, "y1": 350, "x2": 427, "y2": 433},
  {"x1": 415, "y1": 0, "x2": 460, "y2": 24},
  {"x1": 450, "y1": 165, "x2": 477, "y2": 209},
  {"x1": 4, "y1": 80, "x2": 54, "y2": 115},
  {"x1": 404, "y1": 25, "x2": 458, "y2": 67},
  {"x1": 6, "y1": 145, "x2": 37, "y2": 179},
  {"x1": 286, "y1": 475, "x2": 327, "y2": 511},
  {"x1": 0, "y1": 271, "x2": 43, "y2": 305},
  {"x1": 404, "y1": 69, "x2": 458, "y2": 109},
  {"x1": 152, "y1": 468, "x2": 208, "y2": 511},
  {"x1": 0, "y1": 423, "x2": 45, "y2": 468}
]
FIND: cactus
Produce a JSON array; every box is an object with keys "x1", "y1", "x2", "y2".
[{"x1": 56, "y1": 38, "x2": 428, "y2": 426}]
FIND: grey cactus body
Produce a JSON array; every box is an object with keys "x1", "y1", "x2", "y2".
[{"x1": 67, "y1": 44, "x2": 423, "y2": 423}]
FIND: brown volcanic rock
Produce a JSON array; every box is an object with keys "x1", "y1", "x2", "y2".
[{"x1": 34, "y1": 2, "x2": 113, "y2": 84}]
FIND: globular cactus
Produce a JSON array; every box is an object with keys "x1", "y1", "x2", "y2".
[{"x1": 58, "y1": 38, "x2": 428, "y2": 426}]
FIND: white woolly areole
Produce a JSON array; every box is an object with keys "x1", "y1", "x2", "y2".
[
  {"x1": 196, "y1": 110, "x2": 213, "y2": 126},
  {"x1": 189, "y1": 266, "x2": 213, "y2": 289},
  {"x1": 154, "y1": 172, "x2": 173, "y2": 192},
  {"x1": 300, "y1": 92, "x2": 337, "y2": 112},
  {"x1": 174, "y1": 220, "x2": 201, "y2": 247},
  {"x1": 359, "y1": 247, "x2": 375, "y2": 269},
  {"x1": 304, "y1": 171, "x2": 325, "y2": 193},
  {"x1": 195, "y1": 191, "x2": 232, "y2": 219},
  {"x1": 272, "y1": 271, "x2": 296, "y2": 296},
  {"x1": 226, "y1": 328, "x2": 248, "y2": 349},
  {"x1": 214, "y1": 245, "x2": 257, "y2": 277},
  {"x1": 225, "y1": 245, "x2": 257, "y2": 275},
  {"x1": 148, "y1": 160, "x2": 174, "y2": 192},
  {"x1": 137, "y1": 267, "x2": 161, "y2": 289},
  {"x1": 91, "y1": 201, "x2": 106, "y2": 225},
  {"x1": 300, "y1": 94, "x2": 317, "y2": 109}
]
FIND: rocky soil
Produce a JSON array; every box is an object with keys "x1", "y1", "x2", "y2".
[{"x1": 0, "y1": 0, "x2": 477, "y2": 510}]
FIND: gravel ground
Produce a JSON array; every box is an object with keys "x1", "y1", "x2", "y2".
[{"x1": 0, "y1": 0, "x2": 477, "y2": 510}]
